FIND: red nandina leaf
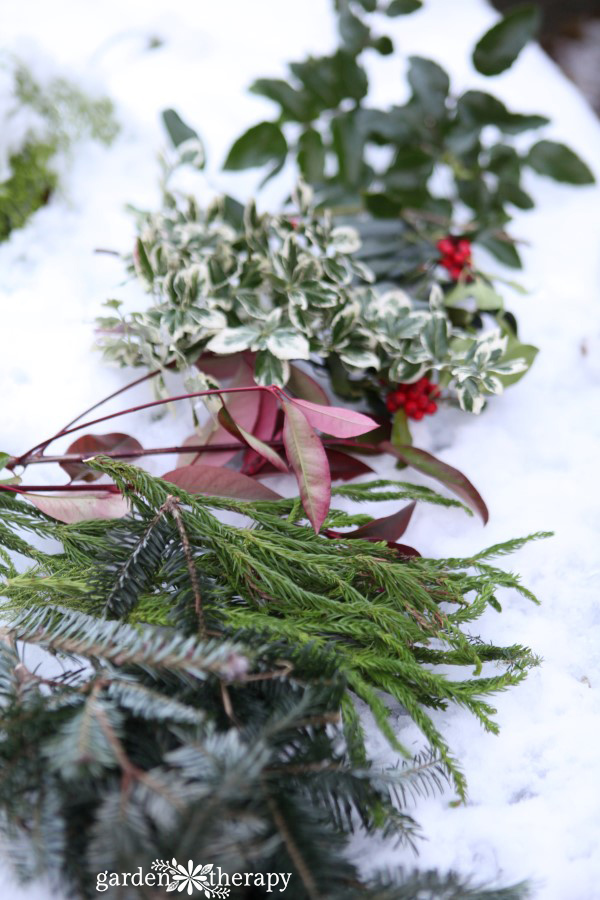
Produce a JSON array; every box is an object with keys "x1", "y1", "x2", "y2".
[
  {"x1": 195, "y1": 353, "x2": 246, "y2": 380},
  {"x1": 190, "y1": 361, "x2": 261, "y2": 467},
  {"x1": 282, "y1": 399, "x2": 331, "y2": 533},
  {"x1": 380, "y1": 442, "x2": 489, "y2": 523},
  {"x1": 162, "y1": 464, "x2": 281, "y2": 500},
  {"x1": 324, "y1": 529, "x2": 420, "y2": 557},
  {"x1": 60, "y1": 433, "x2": 143, "y2": 482},
  {"x1": 387, "y1": 542, "x2": 421, "y2": 558},
  {"x1": 287, "y1": 363, "x2": 330, "y2": 406},
  {"x1": 342, "y1": 501, "x2": 416, "y2": 541},
  {"x1": 289, "y1": 398, "x2": 379, "y2": 439},
  {"x1": 241, "y1": 389, "x2": 280, "y2": 475},
  {"x1": 28, "y1": 491, "x2": 130, "y2": 523},
  {"x1": 217, "y1": 406, "x2": 288, "y2": 473},
  {"x1": 325, "y1": 449, "x2": 374, "y2": 481}
]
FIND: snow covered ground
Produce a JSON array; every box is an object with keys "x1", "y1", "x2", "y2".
[{"x1": 1, "y1": 1, "x2": 600, "y2": 897}]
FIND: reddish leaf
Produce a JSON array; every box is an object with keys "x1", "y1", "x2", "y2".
[
  {"x1": 288, "y1": 363, "x2": 330, "y2": 406},
  {"x1": 60, "y1": 433, "x2": 143, "y2": 482},
  {"x1": 380, "y1": 442, "x2": 489, "y2": 524},
  {"x1": 162, "y1": 464, "x2": 281, "y2": 500},
  {"x1": 290, "y1": 398, "x2": 379, "y2": 439},
  {"x1": 343, "y1": 501, "x2": 416, "y2": 541},
  {"x1": 190, "y1": 361, "x2": 260, "y2": 467},
  {"x1": 282, "y1": 399, "x2": 331, "y2": 533},
  {"x1": 241, "y1": 389, "x2": 279, "y2": 475},
  {"x1": 326, "y1": 449, "x2": 375, "y2": 481},
  {"x1": 217, "y1": 406, "x2": 288, "y2": 473},
  {"x1": 325, "y1": 529, "x2": 420, "y2": 557},
  {"x1": 195, "y1": 353, "x2": 246, "y2": 380},
  {"x1": 28, "y1": 491, "x2": 129, "y2": 523}
]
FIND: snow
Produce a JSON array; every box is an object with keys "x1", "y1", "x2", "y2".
[{"x1": 1, "y1": 0, "x2": 600, "y2": 897}]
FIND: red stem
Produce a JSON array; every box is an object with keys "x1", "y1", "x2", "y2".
[{"x1": 16, "y1": 385, "x2": 274, "y2": 463}]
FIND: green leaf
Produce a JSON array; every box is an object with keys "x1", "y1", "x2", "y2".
[
  {"x1": 297, "y1": 128, "x2": 326, "y2": 183},
  {"x1": 161, "y1": 108, "x2": 198, "y2": 147},
  {"x1": 496, "y1": 338, "x2": 538, "y2": 387},
  {"x1": 0, "y1": 453, "x2": 10, "y2": 472},
  {"x1": 390, "y1": 410, "x2": 412, "y2": 451},
  {"x1": 478, "y1": 235, "x2": 522, "y2": 269},
  {"x1": 224, "y1": 122, "x2": 287, "y2": 171},
  {"x1": 525, "y1": 140, "x2": 595, "y2": 185},
  {"x1": 290, "y1": 51, "x2": 368, "y2": 110},
  {"x1": 254, "y1": 350, "x2": 289, "y2": 387},
  {"x1": 339, "y1": 7, "x2": 371, "y2": 54},
  {"x1": 407, "y1": 57, "x2": 450, "y2": 117},
  {"x1": 250, "y1": 79, "x2": 315, "y2": 122},
  {"x1": 457, "y1": 91, "x2": 548, "y2": 134},
  {"x1": 331, "y1": 111, "x2": 366, "y2": 187},
  {"x1": 386, "y1": 0, "x2": 422, "y2": 15},
  {"x1": 472, "y1": 6, "x2": 541, "y2": 76},
  {"x1": 134, "y1": 238, "x2": 154, "y2": 284}
]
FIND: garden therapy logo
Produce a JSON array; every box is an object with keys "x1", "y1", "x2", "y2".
[
  {"x1": 95, "y1": 858, "x2": 292, "y2": 894},
  {"x1": 152, "y1": 860, "x2": 227, "y2": 896}
]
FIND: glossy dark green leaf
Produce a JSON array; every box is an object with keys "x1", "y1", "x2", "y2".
[
  {"x1": 297, "y1": 128, "x2": 326, "y2": 183},
  {"x1": 161, "y1": 108, "x2": 198, "y2": 147},
  {"x1": 478, "y1": 234, "x2": 522, "y2": 268},
  {"x1": 386, "y1": 0, "x2": 422, "y2": 15},
  {"x1": 250, "y1": 79, "x2": 315, "y2": 122},
  {"x1": 457, "y1": 91, "x2": 548, "y2": 134},
  {"x1": 472, "y1": 6, "x2": 541, "y2": 76},
  {"x1": 331, "y1": 111, "x2": 366, "y2": 186},
  {"x1": 290, "y1": 51, "x2": 368, "y2": 109},
  {"x1": 339, "y1": 7, "x2": 371, "y2": 54},
  {"x1": 224, "y1": 122, "x2": 287, "y2": 171},
  {"x1": 407, "y1": 56, "x2": 449, "y2": 117},
  {"x1": 525, "y1": 140, "x2": 595, "y2": 185}
]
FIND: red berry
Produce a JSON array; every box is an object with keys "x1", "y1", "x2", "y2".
[
  {"x1": 426, "y1": 401, "x2": 438, "y2": 414},
  {"x1": 437, "y1": 238, "x2": 454, "y2": 255},
  {"x1": 395, "y1": 391, "x2": 407, "y2": 405},
  {"x1": 412, "y1": 410, "x2": 424, "y2": 420}
]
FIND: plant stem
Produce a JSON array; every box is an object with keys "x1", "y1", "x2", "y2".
[{"x1": 15, "y1": 385, "x2": 273, "y2": 463}]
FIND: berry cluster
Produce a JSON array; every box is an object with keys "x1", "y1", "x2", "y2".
[
  {"x1": 436, "y1": 236, "x2": 472, "y2": 280},
  {"x1": 386, "y1": 377, "x2": 440, "y2": 420}
]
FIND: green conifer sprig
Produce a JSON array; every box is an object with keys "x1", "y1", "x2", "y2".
[{"x1": 0, "y1": 459, "x2": 546, "y2": 799}]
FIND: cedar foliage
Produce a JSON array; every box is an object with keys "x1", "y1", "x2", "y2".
[{"x1": 0, "y1": 458, "x2": 545, "y2": 799}]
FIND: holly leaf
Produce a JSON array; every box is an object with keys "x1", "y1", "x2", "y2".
[
  {"x1": 380, "y1": 443, "x2": 488, "y2": 523},
  {"x1": 224, "y1": 122, "x2": 287, "y2": 171},
  {"x1": 473, "y1": 6, "x2": 540, "y2": 76},
  {"x1": 289, "y1": 398, "x2": 379, "y2": 438},
  {"x1": 525, "y1": 140, "x2": 595, "y2": 185},
  {"x1": 60, "y1": 434, "x2": 143, "y2": 483},
  {"x1": 28, "y1": 491, "x2": 130, "y2": 524},
  {"x1": 282, "y1": 399, "x2": 331, "y2": 532},
  {"x1": 162, "y1": 464, "x2": 281, "y2": 500}
]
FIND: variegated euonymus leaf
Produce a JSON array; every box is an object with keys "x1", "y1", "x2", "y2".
[{"x1": 98, "y1": 179, "x2": 528, "y2": 411}]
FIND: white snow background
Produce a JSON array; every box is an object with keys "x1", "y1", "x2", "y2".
[{"x1": 1, "y1": 0, "x2": 600, "y2": 897}]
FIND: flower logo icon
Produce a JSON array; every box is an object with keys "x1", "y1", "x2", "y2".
[{"x1": 151, "y1": 860, "x2": 230, "y2": 897}]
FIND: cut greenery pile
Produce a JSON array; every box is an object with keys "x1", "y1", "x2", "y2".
[{"x1": 0, "y1": 2, "x2": 592, "y2": 897}]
